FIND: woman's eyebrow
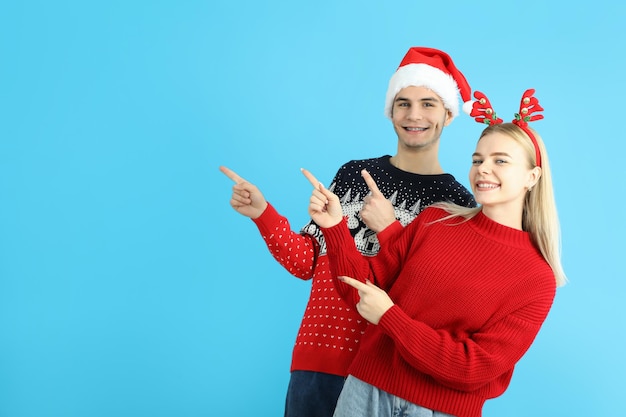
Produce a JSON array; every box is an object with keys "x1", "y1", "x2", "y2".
[{"x1": 472, "y1": 151, "x2": 512, "y2": 157}]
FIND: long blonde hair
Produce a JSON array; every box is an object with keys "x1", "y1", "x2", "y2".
[{"x1": 433, "y1": 123, "x2": 567, "y2": 286}]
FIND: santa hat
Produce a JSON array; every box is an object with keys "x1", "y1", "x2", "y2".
[{"x1": 384, "y1": 47, "x2": 473, "y2": 120}]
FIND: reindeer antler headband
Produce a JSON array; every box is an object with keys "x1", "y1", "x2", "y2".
[{"x1": 469, "y1": 88, "x2": 543, "y2": 167}]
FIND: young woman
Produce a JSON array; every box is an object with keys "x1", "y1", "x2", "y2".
[{"x1": 302, "y1": 89, "x2": 566, "y2": 417}]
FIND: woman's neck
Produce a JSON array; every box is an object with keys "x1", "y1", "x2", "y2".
[{"x1": 480, "y1": 205, "x2": 524, "y2": 230}]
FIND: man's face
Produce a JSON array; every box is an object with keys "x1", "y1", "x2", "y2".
[{"x1": 390, "y1": 86, "x2": 452, "y2": 151}]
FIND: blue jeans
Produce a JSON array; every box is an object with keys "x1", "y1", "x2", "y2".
[
  {"x1": 333, "y1": 375, "x2": 456, "y2": 417},
  {"x1": 284, "y1": 370, "x2": 346, "y2": 417}
]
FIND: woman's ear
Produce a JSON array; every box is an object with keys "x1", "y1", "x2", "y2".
[{"x1": 528, "y1": 166, "x2": 542, "y2": 190}]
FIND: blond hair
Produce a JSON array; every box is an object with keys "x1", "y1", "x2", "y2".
[{"x1": 432, "y1": 123, "x2": 566, "y2": 286}]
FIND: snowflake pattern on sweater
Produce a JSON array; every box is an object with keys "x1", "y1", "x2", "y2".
[
  {"x1": 253, "y1": 156, "x2": 475, "y2": 377},
  {"x1": 302, "y1": 156, "x2": 475, "y2": 256}
]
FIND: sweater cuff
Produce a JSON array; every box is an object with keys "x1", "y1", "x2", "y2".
[
  {"x1": 320, "y1": 218, "x2": 353, "y2": 248},
  {"x1": 321, "y1": 218, "x2": 361, "y2": 277},
  {"x1": 379, "y1": 304, "x2": 428, "y2": 343},
  {"x1": 250, "y1": 203, "x2": 283, "y2": 234},
  {"x1": 251, "y1": 202, "x2": 279, "y2": 231},
  {"x1": 377, "y1": 220, "x2": 404, "y2": 246}
]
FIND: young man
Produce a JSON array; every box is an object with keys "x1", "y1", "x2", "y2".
[{"x1": 220, "y1": 47, "x2": 476, "y2": 417}]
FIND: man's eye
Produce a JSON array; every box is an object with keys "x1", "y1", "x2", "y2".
[{"x1": 472, "y1": 160, "x2": 482, "y2": 165}]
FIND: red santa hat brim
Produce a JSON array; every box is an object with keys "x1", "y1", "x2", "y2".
[
  {"x1": 384, "y1": 47, "x2": 473, "y2": 121},
  {"x1": 384, "y1": 63, "x2": 461, "y2": 119}
]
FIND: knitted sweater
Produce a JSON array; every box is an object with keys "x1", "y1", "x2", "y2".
[
  {"x1": 321, "y1": 207, "x2": 556, "y2": 417},
  {"x1": 252, "y1": 156, "x2": 475, "y2": 377}
]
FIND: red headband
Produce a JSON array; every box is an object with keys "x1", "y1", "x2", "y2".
[{"x1": 469, "y1": 89, "x2": 543, "y2": 167}]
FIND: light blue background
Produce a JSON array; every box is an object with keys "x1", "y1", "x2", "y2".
[{"x1": 1, "y1": 1, "x2": 624, "y2": 416}]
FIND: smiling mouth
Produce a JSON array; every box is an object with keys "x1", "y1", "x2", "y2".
[
  {"x1": 404, "y1": 127, "x2": 426, "y2": 132},
  {"x1": 476, "y1": 183, "x2": 500, "y2": 189}
]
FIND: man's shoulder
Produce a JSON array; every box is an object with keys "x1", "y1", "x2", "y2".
[
  {"x1": 336, "y1": 155, "x2": 390, "y2": 170},
  {"x1": 328, "y1": 156, "x2": 390, "y2": 194}
]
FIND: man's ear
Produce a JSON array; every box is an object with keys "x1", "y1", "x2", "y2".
[{"x1": 443, "y1": 110, "x2": 453, "y2": 127}]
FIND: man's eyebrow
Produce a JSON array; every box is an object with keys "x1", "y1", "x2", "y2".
[{"x1": 394, "y1": 96, "x2": 441, "y2": 103}]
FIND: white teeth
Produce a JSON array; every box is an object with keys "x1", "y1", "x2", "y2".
[
  {"x1": 406, "y1": 127, "x2": 425, "y2": 131},
  {"x1": 477, "y1": 183, "x2": 498, "y2": 189}
]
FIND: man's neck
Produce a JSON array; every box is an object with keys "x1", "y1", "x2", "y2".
[{"x1": 389, "y1": 153, "x2": 444, "y2": 175}]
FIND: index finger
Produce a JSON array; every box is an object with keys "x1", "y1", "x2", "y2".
[
  {"x1": 301, "y1": 168, "x2": 324, "y2": 189},
  {"x1": 219, "y1": 165, "x2": 245, "y2": 184},
  {"x1": 361, "y1": 169, "x2": 382, "y2": 196},
  {"x1": 339, "y1": 276, "x2": 368, "y2": 291}
]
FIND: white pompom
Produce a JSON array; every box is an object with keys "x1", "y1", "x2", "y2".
[{"x1": 462, "y1": 100, "x2": 474, "y2": 115}]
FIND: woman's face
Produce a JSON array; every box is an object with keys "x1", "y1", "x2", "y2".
[{"x1": 469, "y1": 132, "x2": 539, "y2": 225}]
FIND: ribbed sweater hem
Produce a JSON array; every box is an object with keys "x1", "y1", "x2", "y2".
[
  {"x1": 291, "y1": 345, "x2": 355, "y2": 377},
  {"x1": 350, "y1": 363, "x2": 486, "y2": 417}
]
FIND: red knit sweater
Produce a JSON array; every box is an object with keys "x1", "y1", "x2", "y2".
[
  {"x1": 322, "y1": 207, "x2": 556, "y2": 417},
  {"x1": 253, "y1": 203, "x2": 367, "y2": 376}
]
